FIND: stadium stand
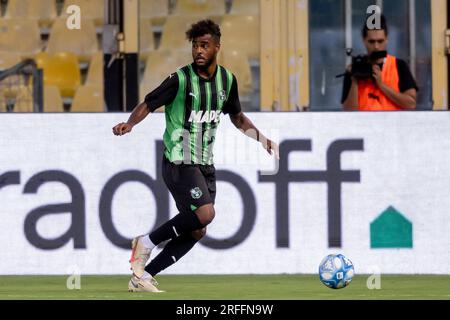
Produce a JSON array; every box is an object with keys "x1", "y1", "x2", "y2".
[
  {"x1": 35, "y1": 52, "x2": 81, "y2": 98},
  {"x1": 219, "y1": 49, "x2": 253, "y2": 96},
  {"x1": 140, "y1": 0, "x2": 169, "y2": 28},
  {"x1": 140, "y1": 49, "x2": 191, "y2": 102},
  {"x1": 3, "y1": 0, "x2": 58, "y2": 28},
  {"x1": 220, "y1": 14, "x2": 260, "y2": 61},
  {"x1": 0, "y1": 58, "x2": 42, "y2": 112},
  {"x1": 71, "y1": 84, "x2": 104, "y2": 112},
  {"x1": 0, "y1": 67, "x2": 20, "y2": 105},
  {"x1": 0, "y1": 82, "x2": 8, "y2": 112},
  {"x1": 0, "y1": 51, "x2": 20, "y2": 70},
  {"x1": 46, "y1": 18, "x2": 98, "y2": 63},
  {"x1": 173, "y1": 0, "x2": 226, "y2": 18},
  {"x1": 0, "y1": 18, "x2": 43, "y2": 58},
  {"x1": 85, "y1": 51, "x2": 103, "y2": 86},
  {"x1": 43, "y1": 85, "x2": 64, "y2": 112},
  {"x1": 13, "y1": 85, "x2": 33, "y2": 112},
  {"x1": 0, "y1": 98, "x2": 5, "y2": 112},
  {"x1": 0, "y1": 0, "x2": 261, "y2": 112},
  {"x1": 140, "y1": 18, "x2": 156, "y2": 62},
  {"x1": 229, "y1": 0, "x2": 259, "y2": 15},
  {"x1": 158, "y1": 15, "x2": 204, "y2": 52},
  {"x1": 62, "y1": 0, "x2": 104, "y2": 27}
]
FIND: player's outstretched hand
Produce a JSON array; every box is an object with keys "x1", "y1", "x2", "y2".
[
  {"x1": 262, "y1": 139, "x2": 280, "y2": 160},
  {"x1": 112, "y1": 122, "x2": 133, "y2": 136}
]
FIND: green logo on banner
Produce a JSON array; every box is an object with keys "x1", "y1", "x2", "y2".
[{"x1": 370, "y1": 206, "x2": 413, "y2": 248}]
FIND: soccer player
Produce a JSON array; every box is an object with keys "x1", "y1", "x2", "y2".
[{"x1": 112, "y1": 19, "x2": 279, "y2": 293}]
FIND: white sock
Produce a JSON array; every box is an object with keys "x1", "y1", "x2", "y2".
[
  {"x1": 139, "y1": 234, "x2": 156, "y2": 250},
  {"x1": 141, "y1": 271, "x2": 152, "y2": 280}
]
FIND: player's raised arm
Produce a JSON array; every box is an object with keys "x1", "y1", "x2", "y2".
[
  {"x1": 230, "y1": 111, "x2": 280, "y2": 159},
  {"x1": 112, "y1": 102, "x2": 150, "y2": 136},
  {"x1": 112, "y1": 72, "x2": 179, "y2": 137}
]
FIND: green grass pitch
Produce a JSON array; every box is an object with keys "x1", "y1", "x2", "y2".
[{"x1": 0, "y1": 275, "x2": 449, "y2": 300}]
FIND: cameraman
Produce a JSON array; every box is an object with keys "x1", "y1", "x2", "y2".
[{"x1": 342, "y1": 15, "x2": 418, "y2": 111}]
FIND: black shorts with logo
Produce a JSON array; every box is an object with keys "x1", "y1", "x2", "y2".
[{"x1": 162, "y1": 155, "x2": 216, "y2": 214}]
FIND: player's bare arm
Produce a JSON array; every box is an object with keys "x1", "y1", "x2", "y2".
[
  {"x1": 230, "y1": 111, "x2": 280, "y2": 159},
  {"x1": 112, "y1": 102, "x2": 150, "y2": 136}
]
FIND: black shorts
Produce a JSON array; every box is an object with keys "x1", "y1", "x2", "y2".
[{"x1": 162, "y1": 155, "x2": 216, "y2": 214}]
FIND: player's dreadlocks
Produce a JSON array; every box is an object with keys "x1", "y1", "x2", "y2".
[{"x1": 186, "y1": 19, "x2": 221, "y2": 43}]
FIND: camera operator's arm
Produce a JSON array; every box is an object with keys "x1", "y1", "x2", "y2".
[
  {"x1": 372, "y1": 65, "x2": 416, "y2": 110},
  {"x1": 342, "y1": 66, "x2": 359, "y2": 110}
]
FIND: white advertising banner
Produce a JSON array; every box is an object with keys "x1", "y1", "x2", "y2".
[{"x1": 0, "y1": 112, "x2": 449, "y2": 275}]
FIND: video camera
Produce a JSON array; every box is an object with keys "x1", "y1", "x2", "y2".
[{"x1": 336, "y1": 49, "x2": 387, "y2": 79}]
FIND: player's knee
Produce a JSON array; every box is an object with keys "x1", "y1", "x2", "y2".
[{"x1": 191, "y1": 227, "x2": 207, "y2": 241}]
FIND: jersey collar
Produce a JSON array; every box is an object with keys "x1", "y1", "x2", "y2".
[{"x1": 191, "y1": 63, "x2": 219, "y2": 82}]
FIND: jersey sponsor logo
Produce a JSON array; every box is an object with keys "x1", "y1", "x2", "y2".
[
  {"x1": 219, "y1": 90, "x2": 226, "y2": 101},
  {"x1": 188, "y1": 110, "x2": 222, "y2": 123},
  {"x1": 190, "y1": 187, "x2": 203, "y2": 199}
]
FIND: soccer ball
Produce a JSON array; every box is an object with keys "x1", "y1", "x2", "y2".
[{"x1": 318, "y1": 254, "x2": 355, "y2": 289}]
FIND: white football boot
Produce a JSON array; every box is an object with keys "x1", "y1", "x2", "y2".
[
  {"x1": 129, "y1": 235, "x2": 152, "y2": 278},
  {"x1": 128, "y1": 274, "x2": 164, "y2": 293}
]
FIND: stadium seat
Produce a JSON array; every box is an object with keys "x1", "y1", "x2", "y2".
[
  {"x1": 44, "y1": 85, "x2": 64, "y2": 112},
  {"x1": 159, "y1": 16, "x2": 214, "y2": 52},
  {"x1": 46, "y1": 18, "x2": 99, "y2": 62},
  {"x1": 34, "y1": 52, "x2": 50, "y2": 69},
  {"x1": 71, "y1": 85, "x2": 105, "y2": 112},
  {"x1": 0, "y1": 52, "x2": 21, "y2": 70},
  {"x1": 173, "y1": 0, "x2": 226, "y2": 18},
  {"x1": 86, "y1": 52, "x2": 103, "y2": 85},
  {"x1": 4, "y1": 0, "x2": 57, "y2": 28},
  {"x1": 229, "y1": 0, "x2": 260, "y2": 15},
  {"x1": 140, "y1": 19, "x2": 156, "y2": 62},
  {"x1": 35, "y1": 52, "x2": 81, "y2": 98},
  {"x1": 10, "y1": 84, "x2": 65, "y2": 113},
  {"x1": 62, "y1": 0, "x2": 104, "y2": 27},
  {"x1": 0, "y1": 52, "x2": 22, "y2": 99},
  {"x1": 220, "y1": 15, "x2": 260, "y2": 60},
  {"x1": 0, "y1": 80, "x2": 21, "y2": 102},
  {"x1": 13, "y1": 85, "x2": 34, "y2": 112},
  {"x1": 219, "y1": 49, "x2": 252, "y2": 96},
  {"x1": 140, "y1": 49, "x2": 191, "y2": 102},
  {"x1": 0, "y1": 99, "x2": 6, "y2": 112},
  {"x1": 0, "y1": 86, "x2": 8, "y2": 112},
  {"x1": 0, "y1": 19, "x2": 43, "y2": 58},
  {"x1": 140, "y1": 0, "x2": 169, "y2": 27}
]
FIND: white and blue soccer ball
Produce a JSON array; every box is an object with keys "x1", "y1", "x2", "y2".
[{"x1": 318, "y1": 254, "x2": 355, "y2": 289}]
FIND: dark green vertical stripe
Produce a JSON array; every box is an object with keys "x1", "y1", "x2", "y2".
[{"x1": 210, "y1": 72, "x2": 218, "y2": 112}]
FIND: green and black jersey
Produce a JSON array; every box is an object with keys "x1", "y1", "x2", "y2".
[{"x1": 145, "y1": 63, "x2": 242, "y2": 165}]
